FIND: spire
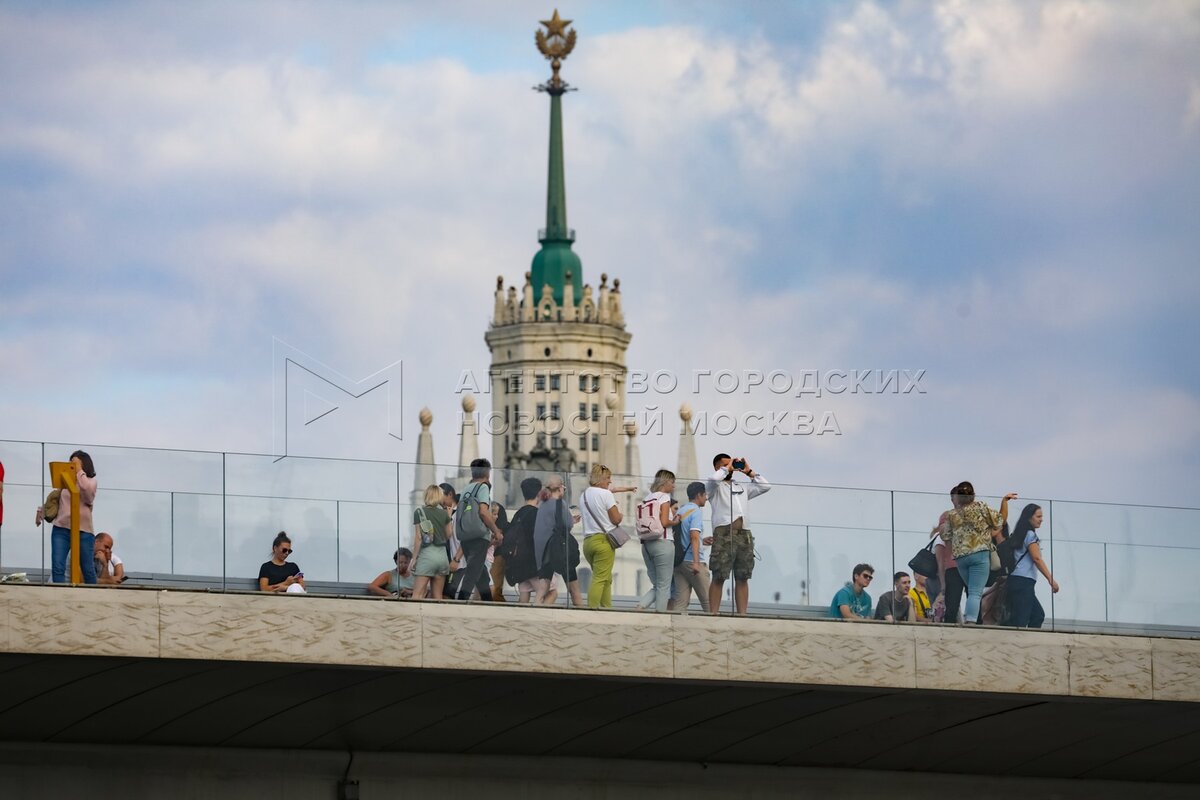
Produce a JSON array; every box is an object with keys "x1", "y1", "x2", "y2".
[
  {"x1": 531, "y1": 10, "x2": 583, "y2": 308},
  {"x1": 676, "y1": 403, "x2": 699, "y2": 482}
]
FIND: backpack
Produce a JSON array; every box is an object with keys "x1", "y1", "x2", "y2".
[
  {"x1": 416, "y1": 506, "x2": 446, "y2": 546},
  {"x1": 995, "y1": 522, "x2": 1018, "y2": 574},
  {"x1": 504, "y1": 506, "x2": 539, "y2": 586},
  {"x1": 456, "y1": 482, "x2": 490, "y2": 542},
  {"x1": 42, "y1": 489, "x2": 62, "y2": 523},
  {"x1": 635, "y1": 495, "x2": 667, "y2": 542}
]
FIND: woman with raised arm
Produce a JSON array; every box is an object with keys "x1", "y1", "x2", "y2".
[
  {"x1": 578, "y1": 464, "x2": 636, "y2": 608},
  {"x1": 937, "y1": 481, "x2": 1015, "y2": 625}
]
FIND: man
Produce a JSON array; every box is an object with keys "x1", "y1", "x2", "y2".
[
  {"x1": 874, "y1": 571, "x2": 916, "y2": 622},
  {"x1": 505, "y1": 477, "x2": 542, "y2": 603},
  {"x1": 455, "y1": 459, "x2": 503, "y2": 601},
  {"x1": 910, "y1": 572, "x2": 933, "y2": 623},
  {"x1": 668, "y1": 482, "x2": 710, "y2": 612},
  {"x1": 705, "y1": 454, "x2": 770, "y2": 615},
  {"x1": 93, "y1": 532, "x2": 126, "y2": 585},
  {"x1": 829, "y1": 564, "x2": 874, "y2": 620}
]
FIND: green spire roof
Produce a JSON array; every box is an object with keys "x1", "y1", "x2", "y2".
[{"x1": 530, "y1": 83, "x2": 583, "y2": 308}]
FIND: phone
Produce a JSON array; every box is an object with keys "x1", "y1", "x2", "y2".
[
  {"x1": 732, "y1": 459, "x2": 746, "y2": 470},
  {"x1": 295, "y1": 572, "x2": 304, "y2": 578}
]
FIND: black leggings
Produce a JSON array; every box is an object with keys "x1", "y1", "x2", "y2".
[
  {"x1": 456, "y1": 537, "x2": 493, "y2": 601},
  {"x1": 943, "y1": 567, "x2": 966, "y2": 623}
]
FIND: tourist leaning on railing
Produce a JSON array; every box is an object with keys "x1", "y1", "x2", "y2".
[
  {"x1": 93, "y1": 532, "x2": 126, "y2": 585},
  {"x1": 36, "y1": 450, "x2": 99, "y2": 584}
]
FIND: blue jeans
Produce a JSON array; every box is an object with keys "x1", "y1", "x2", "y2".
[
  {"x1": 639, "y1": 538, "x2": 675, "y2": 613},
  {"x1": 956, "y1": 549, "x2": 991, "y2": 623},
  {"x1": 1007, "y1": 575, "x2": 1045, "y2": 628},
  {"x1": 51, "y1": 526, "x2": 98, "y2": 584}
]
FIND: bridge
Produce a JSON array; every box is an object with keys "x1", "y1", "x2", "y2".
[{"x1": 1, "y1": 583, "x2": 1198, "y2": 799}]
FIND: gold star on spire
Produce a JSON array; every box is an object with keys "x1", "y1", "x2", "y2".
[{"x1": 540, "y1": 9, "x2": 571, "y2": 38}]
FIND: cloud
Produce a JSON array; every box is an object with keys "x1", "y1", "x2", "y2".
[{"x1": 0, "y1": 0, "x2": 1197, "y2": 514}]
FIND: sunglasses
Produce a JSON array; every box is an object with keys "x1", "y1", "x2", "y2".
[
  {"x1": 280, "y1": 547, "x2": 293, "y2": 555},
  {"x1": 862, "y1": 574, "x2": 874, "y2": 581}
]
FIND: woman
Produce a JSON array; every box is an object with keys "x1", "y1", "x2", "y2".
[
  {"x1": 937, "y1": 482, "x2": 1016, "y2": 624},
  {"x1": 1006, "y1": 503, "x2": 1060, "y2": 628},
  {"x1": 411, "y1": 484, "x2": 453, "y2": 600},
  {"x1": 258, "y1": 532, "x2": 304, "y2": 593},
  {"x1": 637, "y1": 469, "x2": 683, "y2": 613},
  {"x1": 368, "y1": 548, "x2": 415, "y2": 598},
  {"x1": 578, "y1": 464, "x2": 636, "y2": 608},
  {"x1": 532, "y1": 476, "x2": 577, "y2": 604},
  {"x1": 42, "y1": 450, "x2": 99, "y2": 584}
]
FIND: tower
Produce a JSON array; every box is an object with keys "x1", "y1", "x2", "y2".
[{"x1": 484, "y1": 11, "x2": 632, "y2": 489}]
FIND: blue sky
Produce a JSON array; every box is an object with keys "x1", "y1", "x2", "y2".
[{"x1": 1, "y1": 0, "x2": 1199, "y2": 508}]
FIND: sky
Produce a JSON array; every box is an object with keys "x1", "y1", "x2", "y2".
[{"x1": 2, "y1": 0, "x2": 1199, "y2": 511}]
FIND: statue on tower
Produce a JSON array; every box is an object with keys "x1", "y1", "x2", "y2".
[{"x1": 535, "y1": 9, "x2": 577, "y2": 93}]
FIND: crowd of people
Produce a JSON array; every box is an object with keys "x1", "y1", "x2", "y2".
[
  {"x1": 20, "y1": 450, "x2": 1059, "y2": 628},
  {"x1": 828, "y1": 482, "x2": 1060, "y2": 628}
]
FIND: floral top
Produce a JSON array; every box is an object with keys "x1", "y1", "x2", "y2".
[{"x1": 939, "y1": 501, "x2": 1003, "y2": 559}]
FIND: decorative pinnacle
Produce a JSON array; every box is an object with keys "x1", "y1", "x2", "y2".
[{"x1": 535, "y1": 9, "x2": 577, "y2": 93}]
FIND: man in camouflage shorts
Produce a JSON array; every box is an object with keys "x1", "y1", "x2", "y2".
[{"x1": 706, "y1": 454, "x2": 771, "y2": 615}]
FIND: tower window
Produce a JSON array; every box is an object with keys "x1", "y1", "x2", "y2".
[
  {"x1": 592, "y1": 434, "x2": 599, "y2": 451},
  {"x1": 591, "y1": 403, "x2": 599, "y2": 422},
  {"x1": 579, "y1": 402, "x2": 587, "y2": 420},
  {"x1": 536, "y1": 403, "x2": 547, "y2": 421},
  {"x1": 579, "y1": 436, "x2": 587, "y2": 452},
  {"x1": 544, "y1": 347, "x2": 551, "y2": 357},
  {"x1": 550, "y1": 403, "x2": 560, "y2": 421},
  {"x1": 535, "y1": 374, "x2": 546, "y2": 392},
  {"x1": 550, "y1": 373, "x2": 561, "y2": 391},
  {"x1": 509, "y1": 373, "x2": 523, "y2": 393}
]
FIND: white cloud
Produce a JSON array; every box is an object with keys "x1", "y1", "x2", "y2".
[{"x1": 0, "y1": 0, "x2": 1197, "y2": 513}]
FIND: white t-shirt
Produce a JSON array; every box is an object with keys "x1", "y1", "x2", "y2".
[
  {"x1": 580, "y1": 487, "x2": 617, "y2": 534},
  {"x1": 106, "y1": 553, "x2": 123, "y2": 577}
]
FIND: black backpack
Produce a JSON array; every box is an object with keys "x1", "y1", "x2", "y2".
[
  {"x1": 504, "y1": 506, "x2": 539, "y2": 586},
  {"x1": 995, "y1": 522, "x2": 1018, "y2": 574}
]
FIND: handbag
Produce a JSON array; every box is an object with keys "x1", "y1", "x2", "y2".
[
  {"x1": 583, "y1": 488, "x2": 629, "y2": 549},
  {"x1": 908, "y1": 537, "x2": 938, "y2": 578}
]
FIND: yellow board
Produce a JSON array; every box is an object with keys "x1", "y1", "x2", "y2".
[{"x1": 49, "y1": 462, "x2": 82, "y2": 584}]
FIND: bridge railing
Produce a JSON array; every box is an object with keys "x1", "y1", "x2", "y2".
[{"x1": 2, "y1": 438, "x2": 1197, "y2": 635}]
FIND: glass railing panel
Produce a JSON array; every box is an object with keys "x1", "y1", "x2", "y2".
[
  {"x1": 1050, "y1": 500, "x2": 1200, "y2": 631},
  {"x1": 168, "y1": 491, "x2": 224, "y2": 578},
  {"x1": 0, "y1": 440, "x2": 50, "y2": 574},
  {"x1": 1103, "y1": 543, "x2": 1200, "y2": 628},
  {"x1": 337, "y1": 499, "x2": 404, "y2": 586}
]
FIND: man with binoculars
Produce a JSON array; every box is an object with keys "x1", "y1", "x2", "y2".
[{"x1": 706, "y1": 453, "x2": 771, "y2": 615}]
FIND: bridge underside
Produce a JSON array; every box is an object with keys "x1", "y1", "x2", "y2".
[{"x1": 1, "y1": 651, "x2": 1197, "y2": 788}]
